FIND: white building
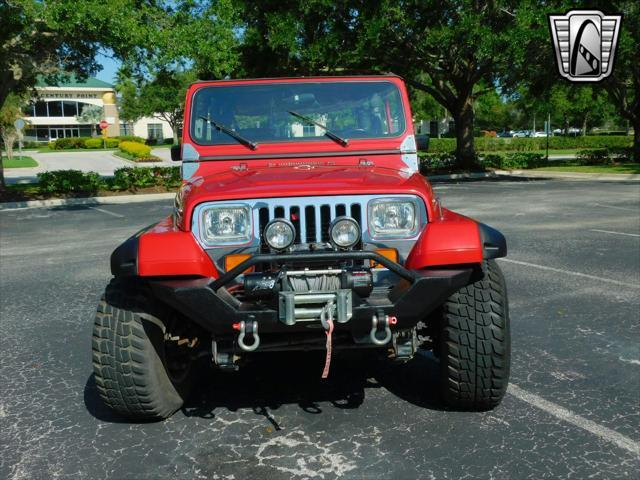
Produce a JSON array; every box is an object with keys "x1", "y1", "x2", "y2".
[
  {"x1": 22, "y1": 76, "x2": 175, "y2": 143},
  {"x1": 22, "y1": 76, "x2": 120, "y2": 141},
  {"x1": 120, "y1": 116, "x2": 175, "y2": 143}
]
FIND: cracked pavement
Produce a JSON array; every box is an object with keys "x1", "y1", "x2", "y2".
[{"x1": 1, "y1": 179, "x2": 639, "y2": 479}]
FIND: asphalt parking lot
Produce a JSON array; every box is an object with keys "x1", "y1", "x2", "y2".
[{"x1": 1, "y1": 179, "x2": 639, "y2": 479}]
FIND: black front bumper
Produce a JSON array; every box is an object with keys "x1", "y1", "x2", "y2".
[{"x1": 148, "y1": 251, "x2": 473, "y2": 338}]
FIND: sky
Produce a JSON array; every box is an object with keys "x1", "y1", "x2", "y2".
[{"x1": 94, "y1": 52, "x2": 122, "y2": 84}]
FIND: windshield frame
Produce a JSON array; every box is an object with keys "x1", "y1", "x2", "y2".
[{"x1": 188, "y1": 79, "x2": 409, "y2": 148}]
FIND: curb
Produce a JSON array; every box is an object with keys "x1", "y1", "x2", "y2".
[
  {"x1": 427, "y1": 172, "x2": 498, "y2": 181},
  {"x1": 493, "y1": 169, "x2": 640, "y2": 181},
  {"x1": 427, "y1": 170, "x2": 640, "y2": 182},
  {"x1": 0, "y1": 192, "x2": 176, "y2": 211}
]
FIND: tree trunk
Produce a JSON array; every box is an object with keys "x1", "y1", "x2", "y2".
[
  {"x1": 0, "y1": 144, "x2": 5, "y2": 192},
  {"x1": 582, "y1": 114, "x2": 588, "y2": 136},
  {"x1": 172, "y1": 124, "x2": 179, "y2": 145},
  {"x1": 633, "y1": 119, "x2": 640, "y2": 162},
  {"x1": 452, "y1": 99, "x2": 477, "y2": 170}
]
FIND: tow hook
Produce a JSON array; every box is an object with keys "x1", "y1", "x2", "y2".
[
  {"x1": 236, "y1": 320, "x2": 260, "y2": 352},
  {"x1": 370, "y1": 313, "x2": 392, "y2": 345}
]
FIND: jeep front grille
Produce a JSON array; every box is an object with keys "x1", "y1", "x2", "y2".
[{"x1": 257, "y1": 198, "x2": 363, "y2": 244}]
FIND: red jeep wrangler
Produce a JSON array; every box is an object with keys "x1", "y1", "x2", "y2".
[{"x1": 93, "y1": 76, "x2": 510, "y2": 420}]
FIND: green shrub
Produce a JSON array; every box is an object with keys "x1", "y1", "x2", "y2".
[
  {"x1": 85, "y1": 137, "x2": 120, "y2": 148},
  {"x1": 112, "y1": 167, "x2": 155, "y2": 190},
  {"x1": 499, "y1": 152, "x2": 549, "y2": 169},
  {"x1": 119, "y1": 141, "x2": 152, "y2": 158},
  {"x1": 419, "y1": 151, "x2": 457, "y2": 173},
  {"x1": 51, "y1": 137, "x2": 93, "y2": 149},
  {"x1": 116, "y1": 135, "x2": 146, "y2": 144},
  {"x1": 481, "y1": 154, "x2": 503, "y2": 169},
  {"x1": 576, "y1": 149, "x2": 611, "y2": 166},
  {"x1": 111, "y1": 166, "x2": 181, "y2": 190},
  {"x1": 428, "y1": 138, "x2": 457, "y2": 153},
  {"x1": 37, "y1": 170, "x2": 104, "y2": 194},
  {"x1": 84, "y1": 138, "x2": 103, "y2": 149},
  {"x1": 609, "y1": 147, "x2": 635, "y2": 162},
  {"x1": 152, "y1": 166, "x2": 181, "y2": 188},
  {"x1": 428, "y1": 135, "x2": 632, "y2": 153}
]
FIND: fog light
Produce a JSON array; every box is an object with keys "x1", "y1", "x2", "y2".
[
  {"x1": 329, "y1": 216, "x2": 361, "y2": 249},
  {"x1": 264, "y1": 219, "x2": 295, "y2": 250}
]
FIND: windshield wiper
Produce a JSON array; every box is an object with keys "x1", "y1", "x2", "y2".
[
  {"x1": 199, "y1": 116, "x2": 258, "y2": 150},
  {"x1": 288, "y1": 111, "x2": 349, "y2": 147}
]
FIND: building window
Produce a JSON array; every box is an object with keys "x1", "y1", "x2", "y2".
[
  {"x1": 62, "y1": 100, "x2": 78, "y2": 116},
  {"x1": 147, "y1": 123, "x2": 163, "y2": 140},
  {"x1": 120, "y1": 122, "x2": 132, "y2": 136},
  {"x1": 34, "y1": 101, "x2": 48, "y2": 117},
  {"x1": 25, "y1": 100, "x2": 96, "y2": 118},
  {"x1": 48, "y1": 101, "x2": 63, "y2": 117}
]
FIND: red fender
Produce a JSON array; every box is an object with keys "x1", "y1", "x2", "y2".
[
  {"x1": 406, "y1": 208, "x2": 483, "y2": 269},
  {"x1": 137, "y1": 216, "x2": 218, "y2": 278}
]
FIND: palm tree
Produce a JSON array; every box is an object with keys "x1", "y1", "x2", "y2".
[{"x1": 76, "y1": 105, "x2": 103, "y2": 137}]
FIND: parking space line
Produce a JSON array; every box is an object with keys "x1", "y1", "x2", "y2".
[
  {"x1": 508, "y1": 384, "x2": 640, "y2": 456},
  {"x1": 591, "y1": 229, "x2": 640, "y2": 238},
  {"x1": 89, "y1": 206, "x2": 125, "y2": 218},
  {"x1": 499, "y1": 258, "x2": 639, "y2": 288}
]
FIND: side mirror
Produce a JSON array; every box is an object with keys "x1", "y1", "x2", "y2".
[{"x1": 170, "y1": 144, "x2": 181, "y2": 161}]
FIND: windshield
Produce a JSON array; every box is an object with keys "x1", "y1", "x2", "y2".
[{"x1": 190, "y1": 81, "x2": 406, "y2": 146}]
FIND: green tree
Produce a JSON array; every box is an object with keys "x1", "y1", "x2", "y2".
[
  {"x1": 351, "y1": 1, "x2": 521, "y2": 167},
  {"x1": 600, "y1": 1, "x2": 639, "y2": 157},
  {"x1": 76, "y1": 105, "x2": 103, "y2": 137},
  {"x1": 506, "y1": 0, "x2": 638, "y2": 158},
  {"x1": 117, "y1": 69, "x2": 196, "y2": 144},
  {"x1": 0, "y1": 0, "x2": 155, "y2": 111},
  {"x1": 238, "y1": 1, "x2": 521, "y2": 168},
  {"x1": 0, "y1": 94, "x2": 26, "y2": 190},
  {"x1": 475, "y1": 89, "x2": 513, "y2": 133},
  {"x1": 115, "y1": 76, "x2": 145, "y2": 132},
  {"x1": 114, "y1": 0, "x2": 242, "y2": 144}
]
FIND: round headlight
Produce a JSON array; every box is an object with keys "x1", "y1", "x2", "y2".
[
  {"x1": 264, "y1": 219, "x2": 295, "y2": 250},
  {"x1": 329, "y1": 216, "x2": 361, "y2": 249}
]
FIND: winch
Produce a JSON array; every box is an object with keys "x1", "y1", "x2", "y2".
[{"x1": 242, "y1": 267, "x2": 373, "y2": 325}]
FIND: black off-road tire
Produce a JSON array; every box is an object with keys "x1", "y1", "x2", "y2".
[
  {"x1": 437, "y1": 260, "x2": 510, "y2": 410},
  {"x1": 91, "y1": 279, "x2": 197, "y2": 421}
]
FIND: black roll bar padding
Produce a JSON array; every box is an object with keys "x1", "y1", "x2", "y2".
[{"x1": 209, "y1": 251, "x2": 417, "y2": 290}]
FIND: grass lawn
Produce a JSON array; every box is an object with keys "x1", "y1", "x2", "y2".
[
  {"x1": 1, "y1": 155, "x2": 38, "y2": 168},
  {"x1": 531, "y1": 163, "x2": 640, "y2": 174},
  {"x1": 113, "y1": 151, "x2": 162, "y2": 163}
]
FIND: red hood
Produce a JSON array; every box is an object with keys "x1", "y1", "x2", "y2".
[{"x1": 179, "y1": 164, "x2": 436, "y2": 230}]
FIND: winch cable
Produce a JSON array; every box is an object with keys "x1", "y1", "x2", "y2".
[{"x1": 322, "y1": 318, "x2": 334, "y2": 379}]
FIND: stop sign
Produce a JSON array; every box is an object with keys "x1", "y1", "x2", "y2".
[{"x1": 99, "y1": 120, "x2": 109, "y2": 130}]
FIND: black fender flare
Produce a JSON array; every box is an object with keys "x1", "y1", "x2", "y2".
[
  {"x1": 478, "y1": 223, "x2": 507, "y2": 259},
  {"x1": 110, "y1": 235, "x2": 139, "y2": 276}
]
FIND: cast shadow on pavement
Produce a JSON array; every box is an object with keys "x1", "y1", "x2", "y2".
[{"x1": 83, "y1": 349, "x2": 445, "y2": 424}]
